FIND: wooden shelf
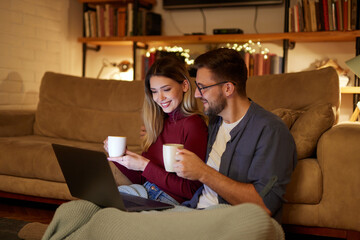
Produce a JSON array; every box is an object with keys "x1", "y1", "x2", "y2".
[
  {"x1": 78, "y1": 0, "x2": 156, "y2": 5},
  {"x1": 78, "y1": 31, "x2": 360, "y2": 46},
  {"x1": 341, "y1": 87, "x2": 360, "y2": 94}
]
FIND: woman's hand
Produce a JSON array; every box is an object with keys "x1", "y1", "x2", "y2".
[
  {"x1": 108, "y1": 150, "x2": 150, "y2": 171},
  {"x1": 103, "y1": 137, "x2": 109, "y2": 153}
]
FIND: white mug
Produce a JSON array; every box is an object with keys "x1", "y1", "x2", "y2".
[
  {"x1": 163, "y1": 144, "x2": 184, "y2": 172},
  {"x1": 107, "y1": 136, "x2": 126, "y2": 157}
]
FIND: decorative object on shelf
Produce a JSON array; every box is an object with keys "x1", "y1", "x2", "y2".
[
  {"x1": 97, "y1": 59, "x2": 133, "y2": 81},
  {"x1": 316, "y1": 58, "x2": 349, "y2": 87}
]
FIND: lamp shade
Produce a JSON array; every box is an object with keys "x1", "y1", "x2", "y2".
[{"x1": 345, "y1": 55, "x2": 360, "y2": 78}]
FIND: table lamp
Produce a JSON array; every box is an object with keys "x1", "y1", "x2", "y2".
[{"x1": 97, "y1": 59, "x2": 133, "y2": 81}]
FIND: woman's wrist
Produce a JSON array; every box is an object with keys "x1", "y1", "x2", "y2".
[{"x1": 141, "y1": 158, "x2": 150, "y2": 171}]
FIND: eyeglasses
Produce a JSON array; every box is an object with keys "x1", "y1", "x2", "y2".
[{"x1": 194, "y1": 81, "x2": 236, "y2": 96}]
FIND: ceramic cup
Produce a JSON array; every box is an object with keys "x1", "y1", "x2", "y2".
[
  {"x1": 107, "y1": 136, "x2": 127, "y2": 157},
  {"x1": 163, "y1": 144, "x2": 184, "y2": 172}
]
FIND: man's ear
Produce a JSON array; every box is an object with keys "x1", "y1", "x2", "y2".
[
  {"x1": 224, "y1": 82, "x2": 235, "y2": 97},
  {"x1": 182, "y1": 79, "x2": 189, "y2": 92}
]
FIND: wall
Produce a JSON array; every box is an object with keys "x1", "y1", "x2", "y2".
[{"x1": 0, "y1": 0, "x2": 82, "y2": 110}]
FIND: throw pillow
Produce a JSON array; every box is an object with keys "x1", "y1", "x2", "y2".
[
  {"x1": 290, "y1": 103, "x2": 335, "y2": 159},
  {"x1": 271, "y1": 108, "x2": 304, "y2": 129}
]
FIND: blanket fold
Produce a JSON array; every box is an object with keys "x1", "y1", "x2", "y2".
[{"x1": 42, "y1": 200, "x2": 284, "y2": 240}]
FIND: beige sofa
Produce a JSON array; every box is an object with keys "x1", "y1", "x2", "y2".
[{"x1": 0, "y1": 68, "x2": 359, "y2": 238}]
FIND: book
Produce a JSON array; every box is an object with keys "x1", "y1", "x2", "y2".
[
  {"x1": 127, "y1": 3, "x2": 133, "y2": 36},
  {"x1": 298, "y1": 0, "x2": 305, "y2": 31},
  {"x1": 289, "y1": 7, "x2": 294, "y2": 32},
  {"x1": 117, "y1": 7, "x2": 127, "y2": 37},
  {"x1": 309, "y1": 0, "x2": 318, "y2": 31},
  {"x1": 331, "y1": 0, "x2": 337, "y2": 30},
  {"x1": 145, "y1": 12, "x2": 162, "y2": 35},
  {"x1": 336, "y1": 0, "x2": 343, "y2": 30},
  {"x1": 322, "y1": 0, "x2": 330, "y2": 30},
  {"x1": 351, "y1": 0, "x2": 357, "y2": 29},
  {"x1": 248, "y1": 54, "x2": 254, "y2": 77},
  {"x1": 96, "y1": 5, "x2": 104, "y2": 37},
  {"x1": 84, "y1": 11, "x2": 90, "y2": 37},
  {"x1": 315, "y1": 0, "x2": 322, "y2": 30},
  {"x1": 343, "y1": 0, "x2": 349, "y2": 30},
  {"x1": 104, "y1": 4, "x2": 110, "y2": 37},
  {"x1": 244, "y1": 52, "x2": 250, "y2": 76},
  {"x1": 263, "y1": 56, "x2": 271, "y2": 75},
  {"x1": 294, "y1": 4, "x2": 300, "y2": 32},
  {"x1": 109, "y1": 5, "x2": 114, "y2": 36},
  {"x1": 89, "y1": 10, "x2": 97, "y2": 38},
  {"x1": 303, "y1": 0, "x2": 312, "y2": 31}
]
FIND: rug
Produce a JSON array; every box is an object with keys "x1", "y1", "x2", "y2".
[{"x1": 0, "y1": 217, "x2": 29, "y2": 240}]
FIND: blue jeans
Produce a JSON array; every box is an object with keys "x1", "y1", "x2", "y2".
[{"x1": 118, "y1": 181, "x2": 179, "y2": 206}]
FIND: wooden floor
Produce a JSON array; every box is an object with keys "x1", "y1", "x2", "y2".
[{"x1": 0, "y1": 197, "x2": 58, "y2": 224}]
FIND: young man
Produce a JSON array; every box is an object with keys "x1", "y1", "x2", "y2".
[{"x1": 173, "y1": 48, "x2": 297, "y2": 222}]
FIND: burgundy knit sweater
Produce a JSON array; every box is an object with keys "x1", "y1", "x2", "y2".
[{"x1": 115, "y1": 109, "x2": 208, "y2": 203}]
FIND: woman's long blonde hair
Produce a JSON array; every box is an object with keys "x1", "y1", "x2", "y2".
[{"x1": 142, "y1": 56, "x2": 203, "y2": 152}]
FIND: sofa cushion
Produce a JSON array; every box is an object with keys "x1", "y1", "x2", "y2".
[
  {"x1": 284, "y1": 158, "x2": 322, "y2": 204},
  {"x1": 33, "y1": 72, "x2": 144, "y2": 145},
  {"x1": 0, "y1": 136, "x2": 142, "y2": 182},
  {"x1": 271, "y1": 108, "x2": 303, "y2": 129},
  {"x1": 290, "y1": 103, "x2": 335, "y2": 159}
]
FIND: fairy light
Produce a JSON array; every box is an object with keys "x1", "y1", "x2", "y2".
[
  {"x1": 146, "y1": 46, "x2": 194, "y2": 65},
  {"x1": 221, "y1": 40, "x2": 271, "y2": 59}
]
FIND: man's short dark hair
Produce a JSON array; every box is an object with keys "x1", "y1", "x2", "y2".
[{"x1": 194, "y1": 48, "x2": 248, "y2": 96}]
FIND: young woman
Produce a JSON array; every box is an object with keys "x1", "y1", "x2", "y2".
[{"x1": 105, "y1": 56, "x2": 208, "y2": 205}]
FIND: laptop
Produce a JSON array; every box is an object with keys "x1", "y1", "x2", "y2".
[{"x1": 52, "y1": 143, "x2": 174, "y2": 212}]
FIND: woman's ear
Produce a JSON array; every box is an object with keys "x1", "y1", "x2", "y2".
[{"x1": 182, "y1": 79, "x2": 190, "y2": 93}]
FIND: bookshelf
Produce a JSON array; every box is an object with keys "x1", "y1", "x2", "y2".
[
  {"x1": 78, "y1": 0, "x2": 360, "y2": 104},
  {"x1": 78, "y1": 30, "x2": 360, "y2": 45}
]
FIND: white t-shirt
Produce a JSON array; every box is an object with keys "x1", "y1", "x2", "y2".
[{"x1": 196, "y1": 117, "x2": 243, "y2": 209}]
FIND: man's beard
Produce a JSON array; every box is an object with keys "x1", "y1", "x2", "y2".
[{"x1": 204, "y1": 94, "x2": 227, "y2": 117}]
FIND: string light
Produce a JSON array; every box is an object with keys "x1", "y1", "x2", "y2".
[
  {"x1": 146, "y1": 41, "x2": 271, "y2": 66},
  {"x1": 146, "y1": 46, "x2": 194, "y2": 65},
  {"x1": 222, "y1": 40, "x2": 270, "y2": 59}
]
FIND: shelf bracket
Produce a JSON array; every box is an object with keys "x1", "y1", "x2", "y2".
[
  {"x1": 82, "y1": 43, "x2": 102, "y2": 77},
  {"x1": 288, "y1": 41, "x2": 296, "y2": 49},
  {"x1": 86, "y1": 45, "x2": 101, "y2": 52}
]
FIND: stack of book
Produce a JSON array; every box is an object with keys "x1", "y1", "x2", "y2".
[
  {"x1": 83, "y1": 3, "x2": 162, "y2": 38},
  {"x1": 288, "y1": 0, "x2": 358, "y2": 32},
  {"x1": 242, "y1": 52, "x2": 284, "y2": 76}
]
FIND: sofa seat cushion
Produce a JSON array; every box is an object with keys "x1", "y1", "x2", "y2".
[
  {"x1": 284, "y1": 158, "x2": 322, "y2": 204},
  {"x1": 0, "y1": 135, "x2": 102, "y2": 182},
  {"x1": 0, "y1": 135, "x2": 142, "y2": 183}
]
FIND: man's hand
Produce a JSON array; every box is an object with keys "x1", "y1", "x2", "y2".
[
  {"x1": 173, "y1": 148, "x2": 208, "y2": 181},
  {"x1": 108, "y1": 150, "x2": 149, "y2": 171}
]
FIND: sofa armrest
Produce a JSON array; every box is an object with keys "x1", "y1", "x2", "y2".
[
  {"x1": 0, "y1": 110, "x2": 35, "y2": 137},
  {"x1": 317, "y1": 122, "x2": 360, "y2": 231}
]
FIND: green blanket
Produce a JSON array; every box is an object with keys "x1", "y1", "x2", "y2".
[{"x1": 42, "y1": 200, "x2": 284, "y2": 240}]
